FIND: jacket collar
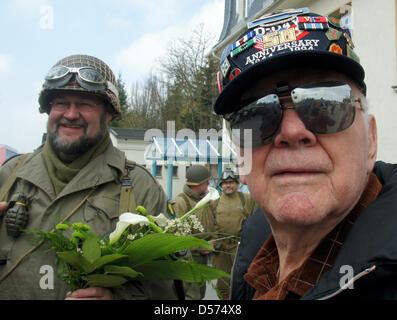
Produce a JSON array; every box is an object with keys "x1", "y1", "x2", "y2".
[
  {"x1": 303, "y1": 162, "x2": 397, "y2": 299},
  {"x1": 183, "y1": 184, "x2": 207, "y2": 201},
  {"x1": 17, "y1": 142, "x2": 125, "y2": 200}
]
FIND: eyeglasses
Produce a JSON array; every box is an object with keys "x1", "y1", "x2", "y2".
[
  {"x1": 50, "y1": 100, "x2": 100, "y2": 113},
  {"x1": 225, "y1": 81, "x2": 362, "y2": 148},
  {"x1": 44, "y1": 65, "x2": 119, "y2": 98}
]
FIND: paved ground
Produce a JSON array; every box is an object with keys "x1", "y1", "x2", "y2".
[{"x1": 203, "y1": 280, "x2": 219, "y2": 300}]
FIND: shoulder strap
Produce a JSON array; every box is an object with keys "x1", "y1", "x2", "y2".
[
  {"x1": 119, "y1": 158, "x2": 137, "y2": 215},
  {"x1": 180, "y1": 193, "x2": 192, "y2": 212},
  {"x1": 0, "y1": 153, "x2": 31, "y2": 202},
  {"x1": 238, "y1": 192, "x2": 250, "y2": 218},
  {"x1": 238, "y1": 192, "x2": 246, "y2": 208}
]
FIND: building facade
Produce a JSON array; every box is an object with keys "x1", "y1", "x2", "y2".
[
  {"x1": 213, "y1": 0, "x2": 397, "y2": 163},
  {"x1": 109, "y1": 127, "x2": 222, "y2": 200},
  {"x1": 0, "y1": 145, "x2": 18, "y2": 165}
]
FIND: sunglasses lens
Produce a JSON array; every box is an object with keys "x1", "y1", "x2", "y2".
[
  {"x1": 292, "y1": 82, "x2": 356, "y2": 134},
  {"x1": 229, "y1": 94, "x2": 282, "y2": 148},
  {"x1": 45, "y1": 66, "x2": 69, "y2": 80},
  {"x1": 79, "y1": 67, "x2": 105, "y2": 84}
]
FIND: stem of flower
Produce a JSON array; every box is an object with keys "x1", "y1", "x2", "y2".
[
  {"x1": 179, "y1": 202, "x2": 209, "y2": 221},
  {"x1": 147, "y1": 216, "x2": 164, "y2": 233}
]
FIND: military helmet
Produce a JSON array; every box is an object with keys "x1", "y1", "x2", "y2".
[
  {"x1": 38, "y1": 54, "x2": 121, "y2": 118},
  {"x1": 186, "y1": 165, "x2": 210, "y2": 186},
  {"x1": 219, "y1": 170, "x2": 239, "y2": 184}
]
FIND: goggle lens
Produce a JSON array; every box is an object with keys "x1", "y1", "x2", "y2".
[
  {"x1": 227, "y1": 82, "x2": 358, "y2": 148},
  {"x1": 45, "y1": 66, "x2": 69, "y2": 80},
  {"x1": 220, "y1": 172, "x2": 239, "y2": 180},
  {"x1": 79, "y1": 67, "x2": 105, "y2": 84}
]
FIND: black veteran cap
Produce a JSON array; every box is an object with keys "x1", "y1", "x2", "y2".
[{"x1": 214, "y1": 8, "x2": 365, "y2": 115}]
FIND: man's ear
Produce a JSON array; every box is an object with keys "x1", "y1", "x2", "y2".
[
  {"x1": 367, "y1": 115, "x2": 377, "y2": 173},
  {"x1": 106, "y1": 112, "x2": 113, "y2": 123}
]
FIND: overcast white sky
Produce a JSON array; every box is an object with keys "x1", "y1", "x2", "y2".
[{"x1": 0, "y1": 0, "x2": 225, "y2": 153}]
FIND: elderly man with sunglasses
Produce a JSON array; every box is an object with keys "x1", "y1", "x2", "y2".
[
  {"x1": 0, "y1": 55, "x2": 178, "y2": 300},
  {"x1": 215, "y1": 8, "x2": 397, "y2": 300}
]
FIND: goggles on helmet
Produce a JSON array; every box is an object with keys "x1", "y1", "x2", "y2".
[
  {"x1": 225, "y1": 81, "x2": 362, "y2": 148},
  {"x1": 44, "y1": 65, "x2": 119, "y2": 99},
  {"x1": 220, "y1": 171, "x2": 239, "y2": 181}
]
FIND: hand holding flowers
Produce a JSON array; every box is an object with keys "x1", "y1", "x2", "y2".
[{"x1": 25, "y1": 187, "x2": 227, "y2": 294}]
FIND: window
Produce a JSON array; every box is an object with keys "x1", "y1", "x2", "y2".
[
  {"x1": 164, "y1": 165, "x2": 178, "y2": 178},
  {"x1": 155, "y1": 165, "x2": 162, "y2": 177},
  {"x1": 172, "y1": 166, "x2": 178, "y2": 178}
]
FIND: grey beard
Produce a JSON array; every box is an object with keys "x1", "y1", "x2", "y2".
[{"x1": 47, "y1": 114, "x2": 108, "y2": 156}]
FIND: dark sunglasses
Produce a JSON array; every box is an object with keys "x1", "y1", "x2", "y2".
[
  {"x1": 44, "y1": 65, "x2": 119, "y2": 98},
  {"x1": 225, "y1": 81, "x2": 362, "y2": 148}
]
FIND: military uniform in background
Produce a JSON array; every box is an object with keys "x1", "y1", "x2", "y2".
[
  {"x1": 173, "y1": 165, "x2": 211, "y2": 300},
  {"x1": 197, "y1": 171, "x2": 257, "y2": 300}
]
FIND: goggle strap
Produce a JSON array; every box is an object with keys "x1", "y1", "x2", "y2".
[{"x1": 107, "y1": 81, "x2": 119, "y2": 99}]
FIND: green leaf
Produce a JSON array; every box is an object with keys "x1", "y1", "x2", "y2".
[
  {"x1": 120, "y1": 233, "x2": 213, "y2": 267},
  {"x1": 82, "y1": 234, "x2": 101, "y2": 263},
  {"x1": 134, "y1": 260, "x2": 230, "y2": 282},
  {"x1": 57, "y1": 251, "x2": 94, "y2": 274},
  {"x1": 104, "y1": 265, "x2": 142, "y2": 279},
  {"x1": 85, "y1": 274, "x2": 129, "y2": 288},
  {"x1": 91, "y1": 254, "x2": 128, "y2": 270}
]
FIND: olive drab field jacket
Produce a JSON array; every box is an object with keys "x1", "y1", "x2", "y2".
[
  {"x1": 0, "y1": 143, "x2": 178, "y2": 300},
  {"x1": 198, "y1": 191, "x2": 257, "y2": 251}
]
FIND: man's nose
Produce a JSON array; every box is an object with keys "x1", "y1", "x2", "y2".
[
  {"x1": 273, "y1": 108, "x2": 317, "y2": 148},
  {"x1": 63, "y1": 103, "x2": 81, "y2": 119}
]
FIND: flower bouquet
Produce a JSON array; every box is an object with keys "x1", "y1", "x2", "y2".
[{"x1": 25, "y1": 187, "x2": 228, "y2": 292}]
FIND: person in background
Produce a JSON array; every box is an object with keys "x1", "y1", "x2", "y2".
[
  {"x1": 173, "y1": 164, "x2": 212, "y2": 299},
  {"x1": 198, "y1": 170, "x2": 257, "y2": 299}
]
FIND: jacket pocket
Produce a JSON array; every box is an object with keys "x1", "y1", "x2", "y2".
[{"x1": 84, "y1": 194, "x2": 120, "y2": 223}]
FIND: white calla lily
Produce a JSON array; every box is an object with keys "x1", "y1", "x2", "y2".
[
  {"x1": 150, "y1": 213, "x2": 169, "y2": 227},
  {"x1": 194, "y1": 187, "x2": 220, "y2": 209},
  {"x1": 180, "y1": 187, "x2": 220, "y2": 220},
  {"x1": 109, "y1": 212, "x2": 151, "y2": 244}
]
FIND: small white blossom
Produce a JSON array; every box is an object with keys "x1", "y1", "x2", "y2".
[{"x1": 109, "y1": 212, "x2": 151, "y2": 244}]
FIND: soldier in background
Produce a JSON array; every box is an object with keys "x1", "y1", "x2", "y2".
[
  {"x1": 198, "y1": 170, "x2": 257, "y2": 299},
  {"x1": 173, "y1": 164, "x2": 212, "y2": 299}
]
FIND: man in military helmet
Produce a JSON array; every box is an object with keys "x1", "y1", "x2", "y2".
[
  {"x1": 0, "y1": 54, "x2": 177, "y2": 300},
  {"x1": 173, "y1": 164, "x2": 212, "y2": 300},
  {"x1": 197, "y1": 170, "x2": 257, "y2": 299}
]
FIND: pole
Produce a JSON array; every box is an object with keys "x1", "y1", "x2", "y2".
[
  {"x1": 167, "y1": 160, "x2": 173, "y2": 200},
  {"x1": 152, "y1": 160, "x2": 157, "y2": 177}
]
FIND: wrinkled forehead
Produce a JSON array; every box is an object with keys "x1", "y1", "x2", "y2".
[{"x1": 241, "y1": 67, "x2": 360, "y2": 100}]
